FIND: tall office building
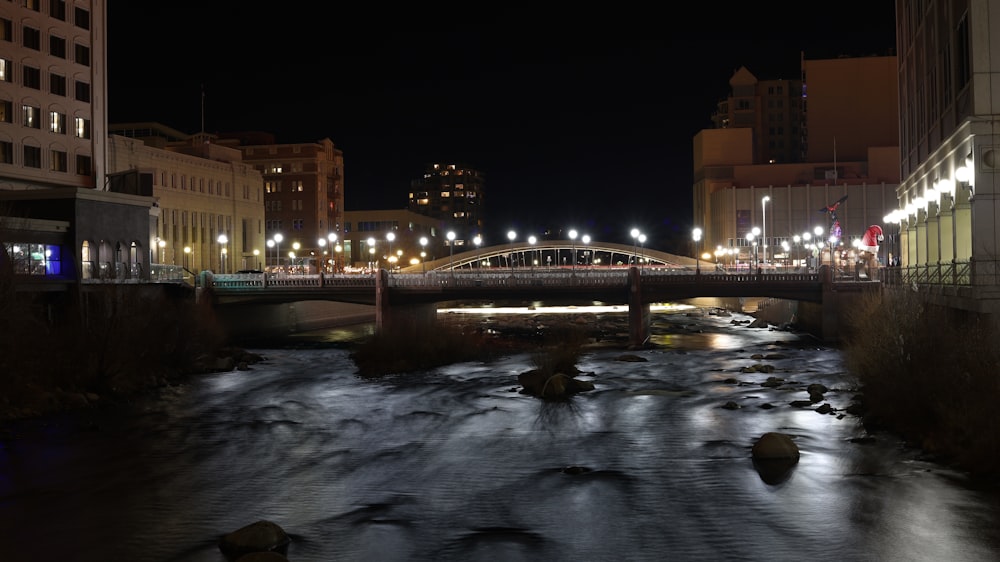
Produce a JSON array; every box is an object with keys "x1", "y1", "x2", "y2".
[
  {"x1": 408, "y1": 163, "x2": 485, "y2": 247},
  {"x1": 0, "y1": 0, "x2": 106, "y2": 191},
  {"x1": 894, "y1": 0, "x2": 999, "y2": 311}
]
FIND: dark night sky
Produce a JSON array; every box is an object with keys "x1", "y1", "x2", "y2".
[{"x1": 107, "y1": 3, "x2": 897, "y2": 249}]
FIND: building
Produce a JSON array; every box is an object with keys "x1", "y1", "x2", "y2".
[
  {"x1": 694, "y1": 54, "x2": 900, "y2": 269},
  {"x1": 343, "y1": 208, "x2": 443, "y2": 271},
  {"x1": 215, "y1": 132, "x2": 345, "y2": 272},
  {"x1": 894, "y1": 0, "x2": 1000, "y2": 314},
  {"x1": 408, "y1": 163, "x2": 485, "y2": 250},
  {"x1": 106, "y1": 123, "x2": 266, "y2": 273},
  {"x1": 0, "y1": 1, "x2": 163, "y2": 291}
]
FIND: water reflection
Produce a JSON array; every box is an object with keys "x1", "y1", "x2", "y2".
[{"x1": 2, "y1": 307, "x2": 1000, "y2": 561}]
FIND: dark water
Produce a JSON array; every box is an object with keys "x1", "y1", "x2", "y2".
[{"x1": 2, "y1": 308, "x2": 1000, "y2": 562}]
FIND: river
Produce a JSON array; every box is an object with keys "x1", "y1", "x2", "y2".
[{"x1": 2, "y1": 305, "x2": 999, "y2": 561}]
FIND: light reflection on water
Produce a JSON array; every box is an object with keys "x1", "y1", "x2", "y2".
[{"x1": 2, "y1": 306, "x2": 1000, "y2": 561}]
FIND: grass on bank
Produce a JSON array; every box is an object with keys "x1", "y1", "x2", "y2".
[{"x1": 843, "y1": 288, "x2": 1000, "y2": 476}]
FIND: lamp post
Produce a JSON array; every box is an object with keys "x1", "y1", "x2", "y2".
[
  {"x1": 507, "y1": 230, "x2": 516, "y2": 271},
  {"x1": 386, "y1": 232, "x2": 395, "y2": 272},
  {"x1": 317, "y1": 238, "x2": 327, "y2": 271},
  {"x1": 692, "y1": 227, "x2": 702, "y2": 275},
  {"x1": 266, "y1": 240, "x2": 274, "y2": 270},
  {"x1": 750, "y1": 227, "x2": 760, "y2": 271},
  {"x1": 447, "y1": 231, "x2": 456, "y2": 273},
  {"x1": 253, "y1": 249, "x2": 260, "y2": 271},
  {"x1": 528, "y1": 235, "x2": 537, "y2": 271},
  {"x1": 761, "y1": 195, "x2": 770, "y2": 267},
  {"x1": 568, "y1": 229, "x2": 578, "y2": 271},
  {"x1": 183, "y1": 246, "x2": 191, "y2": 270},
  {"x1": 292, "y1": 242, "x2": 301, "y2": 273},
  {"x1": 367, "y1": 237, "x2": 376, "y2": 271},
  {"x1": 274, "y1": 233, "x2": 283, "y2": 272},
  {"x1": 217, "y1": 233, "x2": 228, "y2": 274},
  {"x1": 474, "y1": 234, "x2": 482, "y2": 269},
  {"x1": 328, "y1": 233, "x2": 338, "y2": 272},
  {"x1": 630, "y1": 228, "x2": 640, "y2": 266},
  {"x1": 419, "y1": 236, "x2": 428, "y2": 273},
  {"x1": 581, "y1": 234, "x2": 591, "y2": 267},
  {"x1": 334, "y1": 243, "x2": 342, "y2": 273}
]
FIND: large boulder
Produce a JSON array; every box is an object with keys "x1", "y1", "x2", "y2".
[
  {"x1": 219, "y1": 520, "x2": 290, "y2": 560},
  {"x1": 518, "y1": 369, "x2": 594, "y2": 400},
  {"x1": 751, "y1": 432, "x2": 800, "y2": 485}
]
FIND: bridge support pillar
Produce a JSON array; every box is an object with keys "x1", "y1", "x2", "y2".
[
  {"x1": 375, "y1": 268, "x2": 437, "y2": 337},
  {"x1": 628, "y1": 266, "x2": 650, "y2": 348}
]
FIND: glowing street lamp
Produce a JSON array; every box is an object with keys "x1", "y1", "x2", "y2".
[
  {"x1": 183, "y1": 246, "x2": 191, "y2": 270},
  {"x1": 761, "y1": 195, "x2": 770, "y2": 267},
  {"x1": 273, "y1": 233, "x2": 283, "y2": 271},
  {"x1": 386, "y1": 232, "x2": 395, "y2": 271},
  {"x1": 367, "y1": 237, "x2": 376, "y2": 270},
  {"x1": 581, "y1": 234, "x2": 591, "y2": 267},
  {"x1": 447, "y1": 231, "x2": 456, "y2": 272},
  {"x1": 253, "y1": 249, "x2": 260, "y2": 270},
  {"x1": 419, "y1": 236, "x2": 428, "y2": 274},
  {"x1": 292, "y1": 242, "x2": 301, "y2": 272},
  {"x1": 638, "y1": 233, "x2": 647, "y2": 269},
  {"x1": 528, "y1": 235, "x2": 537, "y2": 270},
  {"x1": 474, "y1": 234, "x2": 482, "y2": 269},
  {"x1": 630, "y1": 228, "x2": 640, "y2": 266},
  {"x1": 692, "y1": 227, "x2": 702, "y2": 275},
  {"x1": 217, "y1": 233, "x2": 228, "y2": 274},
  {"x1": 507, "y1": 230, "x2": 516, "y2": 271}
]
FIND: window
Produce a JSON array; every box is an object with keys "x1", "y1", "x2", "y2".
[
  {"x1": 267, "y1": 164, "x2": 282, "y2": 174},
  {"x1": 74, "y1": 7, "x2": 90, "y2": 30},
  {"x1": 74, "y1": 43, "x2": 89, "y2": 66},
  {"x1": 50, "y1": 0, "x2": 66, "y2": 20},
  {"x1": 22, "y1": 65, "x2": 40, "y2": 89},
  {"x1": 74, "y1": 80, "x2": 90, "y2": 102},
  {"x1": 50, "y1": 149, "x2": 66, "y2": 172},
  {"x1": 49, "y1": 35, "x2": 65, "y2": 58},
  {"x1": 74, "y1": 116, "x2": 90, "y2": 138},
  {"x1": 0, "y1": 141, "x2": 11, "y2": 163},
  {"x1": 76, "y1": 154, "x2": 91, "y2": 176},
  {"x1": 0, "y1": 18, "x2": 11, "y2": 41},
  {"x1": 49, "y1": 73, "x2": 65, "y2": 95},
  {"x1": 0, "y1": 58, "x2": 8, "y2": 81},
  {"x1": 23, "y1": 145, "x2": 41, "y2": 168},
  {"x1": 0, "y1": 100, "x2": 10, "y2": 123},
  {"x1": 49, "y1": 111, "x2": 64, "y2": 133},
  {"x1": 22, "y1": 105, "x2": 40, "y2": 128},
  {"x1": 291, "y1": 180, "x2": 303, "y2": 191},
  {"x1": 22, "y1": 26, "x2": 40, "y2": 50},
  {"x1": 292, "y1": 219, "x2": 304, "y2": 231}
]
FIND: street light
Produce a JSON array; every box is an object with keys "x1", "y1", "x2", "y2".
[
  {"x1": 751, "y1": 226, "x2": 761, "y2": 271},
  {"x1": 253, "y1": 249, "x2": 260, "y2": 270},
  {"x1": 630, "y1": 228, "x2": 640, "y2": 266},
  {"x1": 692, "y1": 227, "x2": 702, "y2": 274},
  {"x1": 447, "y1": 231, "x2": 456, "y2": 272},
  {"x1": 419, "y1": 236, "x2": 428, "y2": 273},
  {"x1": 217, "y1": 233, "x2": 228, "y2": 274},
  {"x1": 292, "y1": 242, "x2": 301, "y2": 273},
  {"x1": 367, "y1": 237, "x2": 376, "y2": 271},
  {"x1": 507, "y1": 230, "x2": 516, "y2": 271},
  {"x1": 568, "y1": 229, "x2": 578, "y2": 271},
  {"x1": 328, "y1": 233, "x2": 338, "y2": 272},
  {"x1": 473, "y1": 234, "x2": 482, "y2": 269},
  {"x1": 386, "y1": 232, "x2": 395, "y2": 271},
  {"x1": 274, "y1": 233, "x2": 283, "y2": 272},
  {"x1": 581, "y1": 234, "x2": 591, "y2": 267},
  {"x1": 761, "y1": 195, "x2": 770, "y2": 267},
  {"x1": 528, "y1": 235, "x2": 537, "y2": 270},
  {"x1": 183, "y1": 246, "x2": 191, "y2": 270},
  {"x1": 745, "y1": 231, "x2": 755, "y2": 271}
]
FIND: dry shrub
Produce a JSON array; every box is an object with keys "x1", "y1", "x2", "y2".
[{"x1": 843, "y1": 288, "x2": 1000, "y2": 475}]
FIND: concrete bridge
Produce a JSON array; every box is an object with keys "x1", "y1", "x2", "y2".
[{"x1": 205, "y1": 265, "x2": 879, "y2": 345}]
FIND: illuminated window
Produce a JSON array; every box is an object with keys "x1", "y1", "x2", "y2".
[
  {"x1": 267, "y1": 165, "x2": 282, "y2": 174},
  {"x1": 74, "y1": 116, "x2": 90, "y2": 138},
  {"x1": 50, "y1": 149, "x2": 66, "y2": 172},
  {"x1": 440, "y1": 191, "x2": 451, "y2": 198},
  {"x1": 23, "y1": 105, "x2": 40, "y2": 128},
  {"x1": 0, "y1": 58, "x2": 9, "y2": 81},
  {"x1": 49, "y1": 111, "x2": 65, "y2": 134}
]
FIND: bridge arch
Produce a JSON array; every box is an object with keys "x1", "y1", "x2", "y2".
[{"x1": 398, "y1": 239, "x2": 698, "y2": 273}]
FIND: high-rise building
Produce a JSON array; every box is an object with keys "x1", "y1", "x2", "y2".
[
  {"x1": 0, "y1": 0, "x2": 106, "y2": 191},
  {"x1": 408, "y1": 163, "x2": 485, "y2": 247},
  {"x1": 894, "y1": 0, "x2": 999, "y2": 312},
  {"x1": 694, "y1": 54, "x2": 899, "y2": 267}
]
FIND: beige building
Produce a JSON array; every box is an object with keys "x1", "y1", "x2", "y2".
[
  {"x1": 894, "y1": 0, "x2": 1000, "y2": 312},
  {"x1": 344, "y1": 208, "x2": 443, "y2": 270},
  {"x1": 106, "y1": 124, "x2": 265, "y2": 273},
  {"x1": 694, "y1": 55, "x2": 900, "y2": 266}
]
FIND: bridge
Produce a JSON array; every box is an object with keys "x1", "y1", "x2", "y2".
[{"x1": 204, "y1": 263, "x2": 878, "y2": 345}]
